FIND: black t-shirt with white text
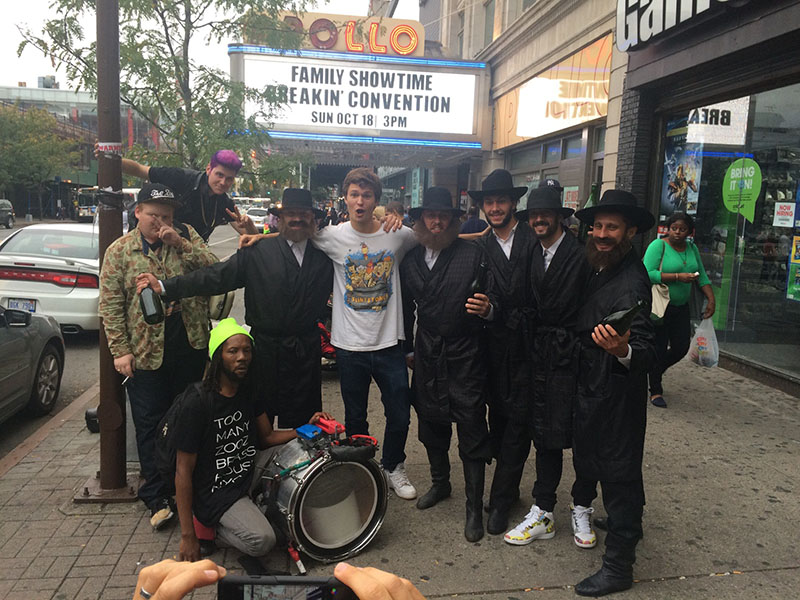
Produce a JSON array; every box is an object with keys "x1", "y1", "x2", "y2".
[{"x1": 174, "y1": 386, "x2": 264, "y2": 526}]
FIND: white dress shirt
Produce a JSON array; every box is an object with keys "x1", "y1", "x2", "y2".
[
  {"x1": 286, "y1": 238, "x2": 308, "y2": 267},
  {"x1": 542, "y1": 230, "x2": 566, "y2": 272},
  {"x1": 424, "y1": 247, "x2": 440, "y2": 269},
  {"x1": 492, "y1": 225, "x2": 517, "y2": 259}
]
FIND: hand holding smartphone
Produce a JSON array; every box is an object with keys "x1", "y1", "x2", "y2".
[{"x1": 218, "y1": 576, "x2": 356, "y2": 600}]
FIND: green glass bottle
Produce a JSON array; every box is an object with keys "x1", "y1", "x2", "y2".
[{"x1": 600, "y1": 299, "x2": 646, "y2": 335}]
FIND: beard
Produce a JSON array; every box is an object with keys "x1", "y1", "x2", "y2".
[
  {"x1": 221, "y1": 363, "x2": 248, "y2": 384},
  {"x1": 413, "y1": 218, "x2": 460, "y2": 251},
  {"x1": 531, "y1": 219, "x2": 560, "y2": 240},
  {"x1": 488, "y1": 210, "x2": 514, "y2": 230},
  {"x1": 586, "y1": 236, "x2": 632, "y2": 270},
  {"x1": 278, "y1": 217, "x2": 316, "y2": 242}
]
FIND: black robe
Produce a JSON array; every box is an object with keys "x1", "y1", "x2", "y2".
[
  {"x1": 573, "y1": 249, "x2": 656, "y2": 482},
  {"x1": 400, "y1": 239, "x2": 497, "y2": 425},
  {"x1": 162, "y1": 236, "x2": 333, "y2": 427},
  {"x1": 476, "y1": 224, "x2": 535, "y2": 417},
  {"x1": 529, "y1": 230, "x2": 592, "y2": 449}
]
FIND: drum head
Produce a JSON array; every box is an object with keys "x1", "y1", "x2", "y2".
[{"x1": 292, "y1": 459, "x2": 387, "y2": 562}]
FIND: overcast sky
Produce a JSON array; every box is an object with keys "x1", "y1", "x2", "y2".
[{"x1": 1, "y1": 0, "x2": 421, "y2": 89}]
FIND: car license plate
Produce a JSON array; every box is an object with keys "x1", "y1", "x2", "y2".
[{"x1": 8, "y1": 298, "x2": 36, "y2": 312}]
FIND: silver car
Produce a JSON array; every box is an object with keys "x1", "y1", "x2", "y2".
[
  {"x1": 0, "y1": 307, "x2": 65, "y2": 424},
  {"x1": 0, "y1": 223, "x2": 100, "y2": 333},
  {"x1": 246, "y1": 207, "x2": 269, "y2": 229}
]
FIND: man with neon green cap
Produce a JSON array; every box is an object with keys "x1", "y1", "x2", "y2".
[{"x1": 172, "y1": 318, "x2": 330, "y2": 561}]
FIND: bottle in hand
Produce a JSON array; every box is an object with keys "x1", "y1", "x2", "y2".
[
  {"x1": 600, "y1": 299, "x2": 646, "y2": 336},
  {"x1": 140, "y1": 287, "x2": 164, "y2": 325},
  {"x1": 469, "y1": 258, "x2": 488, "y2": 296}
]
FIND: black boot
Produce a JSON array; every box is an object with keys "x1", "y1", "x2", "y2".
[
  {"x1": 463, "y1": 460, "x2": 485, "y2": 542},
  {"x1": 575, "y1": 545, "x2": 634, "y2": 597},
  {"x1": 416, "y1": 450, "x2": 451, "y2": 510},
  {"x1": 486, "y1": 462, "x2": 522, "y2": 534}
]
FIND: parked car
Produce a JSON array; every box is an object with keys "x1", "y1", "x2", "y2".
[
  {"x1": 0, "y1": 306, "x2": 65, "y2": 425},
  {"x1": 0, "y1": 223, "x2": 100, "y2": 333},
  {"x1": 0, "y1": 199, "x2": 15, "y2": 229},
  {"x1": 246, "y1": 207, "x2": 269, "y2": 229}
]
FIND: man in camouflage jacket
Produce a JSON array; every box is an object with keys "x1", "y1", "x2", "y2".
[{"x1": 99, "y1": 183, "x2": 217, "y2": 529}]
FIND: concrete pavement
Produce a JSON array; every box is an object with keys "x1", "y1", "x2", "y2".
[{"x1": 0, "y1": 360, "x2": 798, "y2": 599}]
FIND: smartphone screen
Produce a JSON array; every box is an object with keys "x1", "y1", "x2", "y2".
[{"x1": 218, "y1": 576, "x2": 357, "y2": 600}]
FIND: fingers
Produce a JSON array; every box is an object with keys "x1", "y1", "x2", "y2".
[
  {"x1": 334, "y1": 563, "x2": 425, "y2": 600},
  {"x1": 146, "y1": 560, "x2": 226, "y2": 600}
]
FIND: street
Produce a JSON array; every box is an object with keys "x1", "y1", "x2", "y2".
[{"x1": 0, "y1": 221, "x2": 243, "y2": 459}]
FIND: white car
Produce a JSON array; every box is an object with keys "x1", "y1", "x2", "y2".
[
  {"x1": 0, "y1": 223, "x2": 100, "y2": 333},
  {"x1": 246, "y1": 207, "x2": 269, "y2": 229}
]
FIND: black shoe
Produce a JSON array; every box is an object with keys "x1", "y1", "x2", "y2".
[
  {"x1": 199, "y1": 540, "x2": 217, "y2": 557},
  {"x1": 594, "y1": 517, "x2": 608, "y2": 531},
  {"x1": 574, "y1": 567, "x2": 632, "y2": 597},
  {"x1": 486, "y1": 508, "x2": 508, "y2": 535},
  {"x1": 463, "y1": 460, "x2": 485, "y2": 542},
  {"x1": 149, "y1": 498, "x2": 175, "y2": 530},
  {"x1": 416, "y1": 483, "x2": 451, "y2": 510}
]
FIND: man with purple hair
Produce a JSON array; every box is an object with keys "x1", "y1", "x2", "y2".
[{"x1": 118, "y1": 149, "x2": 257, "y2": 241}]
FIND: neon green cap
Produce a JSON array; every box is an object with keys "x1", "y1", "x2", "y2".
[{"x1": 208, "y1": 318, "x2": 253, "y2": 360}]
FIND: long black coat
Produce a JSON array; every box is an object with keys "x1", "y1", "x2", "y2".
[
  {"x1": 573, "y1": 249, "x2": 656, "y2": 482},
  {"x1": 529, "y1": 231, "x2": 592, "y2": 449},
  {"x1": 476, "y1": 225, "x2": 535, "y2": 417},
  {"x1": 401, "y1": 239, "x2": 496, "y2": 424},
  {"x1": 162, "y1": 236, "x2": 333, "y2": 427}
]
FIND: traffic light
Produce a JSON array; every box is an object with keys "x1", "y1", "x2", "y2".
[
  {"x1": 250, "y1": 149, "x2": 257, "y2": 160},
  {"x1": 272, "y1": 179, "x2": 277, "y2": 186}
]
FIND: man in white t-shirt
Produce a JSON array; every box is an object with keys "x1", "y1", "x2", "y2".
[{"x1": 311, "y1": 168, "x2": 418, "y2": 500}]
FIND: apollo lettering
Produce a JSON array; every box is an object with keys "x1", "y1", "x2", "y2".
[
  {"x1": 284, "y1": 16, "x2": 419, "y2": 56},
  {"x1": 616, "y1": 0, "x2": 732, "y2": 51}
]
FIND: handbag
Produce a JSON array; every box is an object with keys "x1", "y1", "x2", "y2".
[{"x1": 651, "y1": 240, "x2": 670, "y2": 319}]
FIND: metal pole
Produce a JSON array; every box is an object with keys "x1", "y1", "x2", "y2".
[{"x1": 95, "y1": 0, "x2": 128, "y2": 494}]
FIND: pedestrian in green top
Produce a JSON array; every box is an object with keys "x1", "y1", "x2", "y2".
[{"x1": 642, "y1": 213, "x2": 715, "y2": 407}]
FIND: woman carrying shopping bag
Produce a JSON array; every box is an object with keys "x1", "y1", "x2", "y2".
[{"x1": 643, "y1": 212, "x2": 715, "y2": 407}]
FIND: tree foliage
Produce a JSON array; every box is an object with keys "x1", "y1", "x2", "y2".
[
  {"x1": 18, "y1": 0, "x2": 318, "y2": 185},
  {"x1": 0, "y1": 105, "x2": 78, "y2": 196}
]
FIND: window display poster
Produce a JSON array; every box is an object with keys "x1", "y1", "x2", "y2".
[
  {"x1": 661, "y1": 116, "x2": 703, "y2": 215},
  {"x1": 787, "y1": 263, "x2": 800, "y2": 302},
  {"x1": 773, "y1": 202, "x2": 796, "y2": 227},
  {"x1": 563, "y1": 186, "x2": 580, "y2": 211}
]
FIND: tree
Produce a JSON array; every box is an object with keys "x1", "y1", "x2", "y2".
[
  {"x1": 18, "y1": 1, "x2": 316, "y2": 178},
  {"x1": 0, "y1": 105, "x2": 78, "y2": 216}
]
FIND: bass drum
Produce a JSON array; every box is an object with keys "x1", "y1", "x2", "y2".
[{"x1": 265, "y1": 439, "x2": 388, "y2": 563}]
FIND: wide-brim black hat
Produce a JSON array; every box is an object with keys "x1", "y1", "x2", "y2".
[
  {"x1": 468, "y1": 169, "x2": 528, "y2": 202},
  {"x1": 408, "y1": 186, "x2": 464, "y2": 220},
  {"x1": 137, "y1": 183, "x2": 180, "y2": 207},
  {"x1": 575, "y1": 189, "x2": 655, "y2": 233},
  {"x1": 514, "y1": 186, "x2": 574, "y2": 221},
  {"x1": 270, "y1": 188, "x2": 325, "y2": 219}
]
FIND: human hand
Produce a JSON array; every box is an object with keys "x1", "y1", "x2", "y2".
[
  {"x1": 226, "y1": 207, "x2": 255, "y2": 234},
  {"x1": 405, "y1": 353, "x2": 414, "y2": 370},
  {"x1": 703, "y1": 298, "x2": 716, "y2": 319},
  {"x1": 239, "y1": 233, "x2": 265, "y2": 249},
  {"x1": 133, "y1": 558, "x2": 226, "y2": 600},
  {"x1": 115, "y1": 354, "x2": 136, "y2": 378},
  {"x1": 93, "y1": 140, "x2": 101, "y2": 160},
  {"x1": 466, "y1": 293, "x2": 491, "y2": 317},
  {"x1": 334, "y1": 562, "x2": 427, "y2": 600},
  {"x1": 158, "y1": 225, "x2": 182, "y2": 248},
  {"x1": 136, "y1": 273, "x2": 161, "y2": 295},
  {"x1": 178, "y1": 534, "x2": 201, "y2": 563},
  {"x1": 676, "y1": 272, "x2": 698, "y2": 283},
  {"x1": 591, "y1": 324, "x2": 630, "y2": 358},
  {"x1": 381, "y1": 213, "x2": 403, "y2": 232},
  {"x1": 309, "y1": 412, "x2": 333, "y2": 424}
]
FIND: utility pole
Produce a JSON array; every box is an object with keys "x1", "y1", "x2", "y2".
[{"x1": 76, "y1": 0, "x2": 137, "y2": 503}]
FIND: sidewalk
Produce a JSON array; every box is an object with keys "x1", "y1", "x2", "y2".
[{"x1": 0, "y1": 360, "x2": 798, "y2": 599}]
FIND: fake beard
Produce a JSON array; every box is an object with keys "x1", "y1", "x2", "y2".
[
  {"x1": 413, "y1": 218, "x2": 460, "y2": 251},
  {"x1": 585, "y1": 236, "x2": 632, "y2": 270}
]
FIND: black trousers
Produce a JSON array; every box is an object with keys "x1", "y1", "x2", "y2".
[
  {"x1": 532, "y1": 447, "x2": 597, "y2": 512},
  {"x1": 600, "y1": 479, "x2": 645, "y2": 574},
  {"x1": 487, "y1": 407, "x2": 531, "y2": 511},
  {"x1": 418, "y1": 416, "x2": 492, "y2": 463},
  {"x1": 649, "y1": 303, "x2": 691, "y2": 396}
]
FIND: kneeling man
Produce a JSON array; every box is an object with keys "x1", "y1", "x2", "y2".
[{"x1": 173, "y1": 318, "x2": 328, "y2": 561}]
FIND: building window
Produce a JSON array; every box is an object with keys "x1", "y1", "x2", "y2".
[
  {"x1": 563, "y1": 135, "x2": 583, "y2": 160},
  {"x1": 544, "y1": 140, "x2": 561, "y2": 163},
  {"x1": 523, "y1": 0, "x2": 537, "y2": 11},
  {"x1": 509, "y1": 145, "x2": 542, "y2": 171},
  {"x1": 484, "y1": 0, "x2": 495, "y2": 48},
  {"x1": 594, "y1": 127, "x2": 606, "y2": 154},
  {"x1": 457, "y1": 12, "x2": 464, "y2": 58}
]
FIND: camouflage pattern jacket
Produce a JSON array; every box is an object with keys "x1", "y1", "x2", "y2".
[{"x1": 99, "y1": 224, "x2": 218, "y2": 370}]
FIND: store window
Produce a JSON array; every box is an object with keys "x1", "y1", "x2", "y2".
[
  {"x1": 484, "y1": 1, "x2": 496, "y2": 48},
  {"x1": 656, "y1": 82, "x2": 800, "y2": 378}
]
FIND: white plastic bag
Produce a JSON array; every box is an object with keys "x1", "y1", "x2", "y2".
[{"x1": 688, "y1": 318, "x2": 719, "y2": 368}]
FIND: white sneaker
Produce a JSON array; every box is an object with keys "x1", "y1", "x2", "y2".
[
  {"x1": 570, "y1": 503, "x2": 597, "y2": 548},
  {"x1": 385, "y1": 462, "x2": 417, "y2": 500},
  {"x1": 503, "y1": 505, "x2": 555, "y2": 545}
]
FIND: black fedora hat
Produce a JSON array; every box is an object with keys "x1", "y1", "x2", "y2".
[
  {"x1": 468, "y1": 169, "x2": 528, "y2": 202},
  {"x1": 515, "y1": 186, "x2": 574, "y2": 221},
  {"x1": 575, "y1": 189, "x2": 655, "y2": 233},
  {"x1": 408, "y1": 186, "x2": 464, "y2": 220},
  {"x1": 270, "y1": 188, "x2": 325, "y2": 219}
]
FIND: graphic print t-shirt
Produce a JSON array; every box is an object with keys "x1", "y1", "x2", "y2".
[
  {"x1": 313, "y1": 223, "x2": 418, "y2": 351},
  {"x1": 174, "y1": 388, "x2": 263, "y2": 526}
]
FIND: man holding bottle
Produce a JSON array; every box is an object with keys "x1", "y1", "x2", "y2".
[
  {"x1": 99, "y1": 183, "x2": 218, "y2": 529},
  {"x1": 570, "y1": 190, "x2": 656, "y2": 597}
]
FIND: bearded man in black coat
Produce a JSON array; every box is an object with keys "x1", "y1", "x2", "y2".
[
  {"x1": 400, "y1": 186, "x2": 496, "y2": 542},
  {"x1": 503, "y1": 182, "x2": 598, "y2": 550},
  {"x1": 571, "y1": 190, "x2": 656, "y2": 597},
  {"x1": 136, "y1": 189, "x2": 333, "y2": 428},
  {"x1": 468, "y1": 170, "x2": 535, "y2": 536}
]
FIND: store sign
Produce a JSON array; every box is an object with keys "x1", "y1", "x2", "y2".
[
  {"x1": 510, "y1": 36, "x2": 611, "y2": 143},
  {"x1": 563, "y1": 186, "x2": 580, "y2": 211},
  {"x1": 277, "y1": 12, "x2": 424, "y2": 57},
  {"x1": 722, "y1": 158, "x2": 761, "y2": 223},
  {"x1": 244, "y1": 54, "x2": 477, "y2": 136},
  {"x1": 686, "y1": 97, "x2": 749, "y2": 146},
  {"x1": 773, "y1": 202, "x2": 795, "y2": 228},
  {"x1": 616, "y1": 0, "x2": 735, "y2": 52}
]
